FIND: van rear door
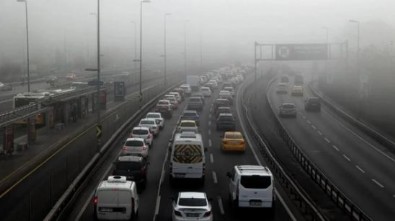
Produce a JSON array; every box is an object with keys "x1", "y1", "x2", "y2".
[
  {"x1": 97, "y1": 189, "x2": 132, "y2": 219},
  {"x1": 172, "y1": 144, "x2": 204, "y2": 178},
  {"x1": 238, "y1": 175, "x2": 273, "y2": 208}
]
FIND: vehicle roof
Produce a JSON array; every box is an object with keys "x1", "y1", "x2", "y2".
[
  {"x1": 147, "y1": 112, "x2": 161, "y2": 115},
  {"x1": 132, "y1": 126, "x2": 150, "y2": 131},
  {"x1": 97, "y1": 176, "x2": 134, "y2": 190},
  {"x1": 218, "y1": 106, "x2": 231, "y2": 110},
  {"x1": 218, "y1": 113, "x2": 233, "y2": 117},
  {"x1": 158, "y1": 99, "x2": 170, "y2": 103},
  {"x1": 117, "y1": 155, "x2": 144, "y2": 162},
  {"x1": 224, "y1": 131, "x2": 242, "y2": 136},
  {"x1": 126, "y1": 137, "x2": 145, "y2": 142},
  {"x1": 179, "y1": 192, "x2": 206, "y2": 199},
  {"x1": 281, "y1": 102, "x2": 296, "y2": 106},
  {"x1": 140, "y1": 118, "x2": 156, "y2": 122},
  {"x1": 183, "y1": 110, "x2": 198, "y2": 114},
  {"x1": 174, "y1": 132, "x2": 202, "y2": 141},
  {"x1": 180, "y1": 120, "x2": 197, "y2": 124},
  {"x1": 235, "y1": 165, "x2": 272, "y2": 176}
]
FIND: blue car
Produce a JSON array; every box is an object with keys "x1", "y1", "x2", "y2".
[{"x1": 180, "y1": 110, "x2": 200, "y2": 126}]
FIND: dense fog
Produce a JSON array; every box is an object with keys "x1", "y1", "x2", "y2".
[{"x1": 0, "y1": 0, "x2": 394, "y2": 80}]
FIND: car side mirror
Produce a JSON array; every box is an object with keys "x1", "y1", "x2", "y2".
[
  {"x1": 169, "y1": 138, "x2": 173, "y2": 143},
  {"x1": 208, "y1": 198, "x2": 213, "y2": 202},
  {"x1": 204, "y1": 147, "x2": 208, "y2": 152},
  {"x1": 226, "y1": 172, "x2": 232, "y2": 178}
]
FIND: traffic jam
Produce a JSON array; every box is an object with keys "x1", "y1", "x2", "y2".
[{"x1": 92, "y1": 68, "x2": 274, "y2": 221}]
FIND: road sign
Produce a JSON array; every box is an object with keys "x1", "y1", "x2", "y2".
[
  {"x1": 96, "y1": 124, "x2": 102, "y2": 138},
  {"x1": 275, "y1": 44, "x2": 328, "y2": 60},
  {"x1": 88, "y1": 80, "x2": 104, "y2": 86}
]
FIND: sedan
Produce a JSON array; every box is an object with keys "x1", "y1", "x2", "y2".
[
  {"x1": 121, "y1": 138, "x2": 148, "y2": 158},
  {"x1": 172, "y1": 192, "x2": 213, "y2": 221},
  {"x1": 139, "y1": 118, "x2": 160, "y2": 136},
  {"x1": 221, "y1": 131, "x2": 245, "y2": 152},
  {"x1": 146, "y1": 112, "x2": 165, "y2": 129},
  {"x1": 279, "y1": 103, "x2": 297, "y2": 118}
]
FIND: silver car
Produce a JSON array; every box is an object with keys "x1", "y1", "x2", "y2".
[{"x1": 279, "y1": 103, "x2": 297, "y2": 118}]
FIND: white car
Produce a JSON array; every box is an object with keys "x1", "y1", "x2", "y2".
[
  {"x1": 169, "y1": 92, "x2": 182, "y2": 103},
  {"x1": 223, "y1": 86, "x2": 235, "y2": 97},
  {"x1": 139, "y1": 118, "x2": 160, "y2": 136},
  {"x1": 130, "y1": 126, "x2": 153, "y2": 146},
  {"x1": 180, "y1": 84, "x2": 192, "y2": 96},
  {"x1": 177, "y1": 120, "x2": 199, "y2": 133},
  {"x1": 199, "y1": 87, "x2": 212, "y2": 97},
  {"x1": 164, "y1": 94, "x2": 179, "y2": 109},
  {"x1": 122, "y1": 138, "x2": 149, "y2": 158},
  {"x1": 172, "y1": 192, "x2": 213, "y2": 221},
  {"x1": 146, "y1": 112, "x2": 165, "y2": 129}
]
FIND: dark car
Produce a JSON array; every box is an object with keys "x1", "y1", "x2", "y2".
[
  {"x1": 216, "y1": 113, "x2": 236, "y2": 131},
  {"x1": 305, "y1": 97, "x2": 321, "y2": 112},
  {"x1": 215, "y1": 106, "x2": 232, "y2": 118},
  {"x1": 113, "y1": 155, "x2": 149, "y2": 191},
  {"x1": 187, "y1": 96, "x2": 204, "y2": 111},
  {"x1": 213, "y1": 98, "x2": 231, "y2": 113},
  {"x1": 180, "y1": 110, "x2": 200, "y2": 125}
]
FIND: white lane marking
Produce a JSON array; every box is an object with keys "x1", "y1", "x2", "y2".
[
  {"x1": 311, "y1": 125, "x2": 317, "y2": 130},
  {"x1": 208, "y1": 130, "x2": 211, "y2": 136},
  {"x1": 317, "y1": 131, "x2": 322, "y2": 136},
  {"x1": 306, "y1": 120, "x2": 311, "y2": 124},
  {"x1": 208, "y1": 139, "x2": 212, "y2": 148},
  {"x1": 217, "y1": 196, "x2": 225, "y2": 215},
  {"x1": 324, "y1": 137, "x2": 330, "y2": 143},
  {"x1": 208, "y1": 121, "x2": 211, "y2": 126},
  {"x1": 343, "y1": 154, "x2": 351, "y2": 162},
  {"x1": 210, "y1": 153, "x2": 214, "y2": 164},
  {"x1": 356, "y1": 165, "x2": 366, "y2": 173},
  {"x1": 154, "y1": 196, "x2": 161, "y2": 215},
  {"x1": 324, "y1": 109, "x2": 395, "y2": 164},
  {"x1": 332, "y1": 145, "x2": 339, "y2": 151},
  {"x1": 212, "y1": 171, "x2": 218, "y2": 184},
  {"x1": 372, "y1": 179, "x2": 384, "y2": 188}
]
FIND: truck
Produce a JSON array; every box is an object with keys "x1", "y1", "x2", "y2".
[{"x1": 186, "y1": 75, "x2": 201, "y2": 91}]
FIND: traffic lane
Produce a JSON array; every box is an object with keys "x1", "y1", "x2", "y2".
[
  {"x1": 208, "y1": 94, "x2": 290, "y2": 221},
  {"x1": 77, "y1": 94, "x2": 188, "y2": 221},
  {"x1": 268, "y1": 84, "x2": 395, "y2": 220}
]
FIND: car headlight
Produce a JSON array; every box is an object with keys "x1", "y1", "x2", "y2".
[{"x1": 174, "y1": 210, "x2": 182, "y2": 216}]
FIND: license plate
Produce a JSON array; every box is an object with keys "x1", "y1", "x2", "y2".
[
  {"x1": 250, "y1": 201, "x2": 262, "y2": 207},
  {"x1": 186, "y1": 213, "x2": 200, "y2": 217},
  {"x1": 174, "y1": 173, "x2": 185, "y2": 178},
  {"x1": 99, "y1": 207, "x2": 113, "y2": 212}
]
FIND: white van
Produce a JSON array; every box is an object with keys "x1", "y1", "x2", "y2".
[
  {"x1": 169, "y1": 132, "x2": 206, "y2": 185},
  {"x1": 93, "y1": 176, "x2": 139, "y2": 220},
  {"x1": 227, "y1": 165, "x2": 274, "y2": 210}
]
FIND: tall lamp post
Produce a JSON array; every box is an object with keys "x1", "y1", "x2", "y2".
[
  {"x1": 139, "y1": 0, "x2": 150, "y2": 103},
  {"x1": 131, "y1": 21, "x2": 137, "y2": 74},
  {"x1": 349, "y1": 20, "x2": 360, "y2": 58},
  {"x1": 17, "y1": 0, "x2": 31, "y2": 92},
  {"x1": 96, "y1": 0, "x2": 102, "y2": 151},
  {"x1": 164, "y1": 13, "x2": 171, "y2": 87},
  {"x1": 184, "y1": 20, "x2": 189, "y2": 77},
  {"x1": 349, "y1": 19, "x2": 362, "y2": 117}
]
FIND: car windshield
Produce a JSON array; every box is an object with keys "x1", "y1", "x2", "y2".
[
  {"x1": 225, "y1": 133, "x2": 243, "y2": 139},
  {"x1": 115, "y1": 162, "x2": 142, "y2": 170},
  {"x1": 140, "y1": 120, "x2": 154, "y2": 125},
  {"x1": 125, "y1": 140, "x2": 144, "y2": 146},
  {"x1": 180, "y1": 122, "x2": 196, "y2": 127},
  {"x1": 183, "y1": 112, "x2": 197, "y2": 117},
  {"x1": 178, "y1": 198, "x2": 207, "y2": 207},
  {"x1": 189, "y1": 98, "x2": 201, "y2": 102},
  {"x1": 282, "y1": 104, "x2": 295, "y2": 109},
  {"x1": 146, "y1": 114, "x2": 159, "y2": 118},
  {"x1": 240, "y1": 175, "x2": 271, "y2": 189},
  {"x1": 219, "y1": 116, "x2": 233, "y2": 121},
  {"x1": 132, "y1": 129, "x2": 149, "y2": 135}
]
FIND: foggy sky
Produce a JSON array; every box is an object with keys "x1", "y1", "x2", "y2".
[{"x1": 0, "y1": 0, "x2": 394, "y2": 74}]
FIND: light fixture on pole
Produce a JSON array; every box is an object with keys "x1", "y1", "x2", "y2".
[
  {"x1": 17, "y1": 0, "x2": 31, "y2": 92},
  {"x1": 349, "y1": 19, "x2": 360, "y2": 57},
  {"x1": 131, "y1": 21, "x2": 137, "y2": 74},
  {"x1": 184, "y1": 20, "x2": 189, "y2": 77},
  {"x1": 164, "y1": 13, "x2": 171, "y2": 87},
  {"x1": 139, "y1": 0, "x2": 151, "y2": 104}
]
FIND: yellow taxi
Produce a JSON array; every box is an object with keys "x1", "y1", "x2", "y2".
[{"x1": 221, "y1": 131, "x2": 246, "y2": 152}]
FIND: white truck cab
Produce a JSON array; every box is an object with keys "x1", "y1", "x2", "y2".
[
  {"x1": 94, "y1": 176, "x2": 139, "y2": 220},
  {"x1": 227, "y1": 165, "x2": 274, "y2": 210}
]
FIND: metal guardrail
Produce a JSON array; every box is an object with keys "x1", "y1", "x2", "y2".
[
  {"x1": 264, "y1": 78, "x2": 371, "y2": 221},
  {"x1": 308, "y1": 83, "x2": 395, "y2": 152},
  {"x1": 44, "y1": 78, "x2": 183, "y2": 220},
  {"x1": 239, "y1": 77, "x2": 327, "y2": 221},
  {"x1": 0, "y1": 103, "x2": 46, "y2": 127}
]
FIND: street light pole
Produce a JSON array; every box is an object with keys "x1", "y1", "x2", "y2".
[
  {"x1": 164, "y1": 13, "x2": 171, "y2": 87},
  {"x1": 139, "y1": 0, "x2": 150, "y2": 103},
  {"x1": 17, "y1": 0, "x2": 31, "y2": 92},
  {"x1": 184, "y1": 20, "x2": 189, "y2": 77},
  {"x1": 349, "y1": 20, "x2": 360, "y2": 58},
  {"x1": 96, "y1": 0, "x2": 102, "y2": 152},
  {"x1": 131, "y1": 21, "x2": 137, "y2": 73}
]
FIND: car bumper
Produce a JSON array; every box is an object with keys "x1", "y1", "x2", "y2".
[{"x1": 222, "y1": 144, "x2": 245, "y2": 152}]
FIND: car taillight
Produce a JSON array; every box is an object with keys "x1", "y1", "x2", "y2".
[
  {"x1": 147, "y1": 133, "x2": 152, "y2": 139},
  {"x1": 240, "y1": 141, "x2": 245, "y2": 144},
  {"x1": 93, "y1": 196, "x2": 98, "y2": 205},
  {"x1": 223, "y1": 141, "x2": 228, "y2": 145},
  {"x1": 122, "y1": 146, "x2": 127, "y2": 151},
  {"x1": 174, "y1": 210, "x2": 182, "y2": 216},
  {"x1": 143, "y1": 145, "x2": 148, "y2": 150},
  {"x1": 203, "y1": 211, "x2": 211, "y2": 217}
]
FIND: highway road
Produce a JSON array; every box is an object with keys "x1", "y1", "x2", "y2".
[
  {"x1": 69, "y1": 79, "x2": 294, "y2": 221},
  {"x1": 266, "y1": 76, "x2": 395, "y2": 220}
]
